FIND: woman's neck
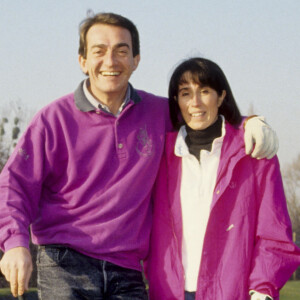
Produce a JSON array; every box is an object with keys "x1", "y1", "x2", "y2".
[{"x1": 185, "y1": 115, "x2": 222, "y2": 161}]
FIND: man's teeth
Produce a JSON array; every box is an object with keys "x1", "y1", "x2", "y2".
[
  {"x1": 191, "y1": 112, "x2": 204, "y2": 117},
  {"x1": 101, "y1": 72, "x2": 120, "y2": 76}
]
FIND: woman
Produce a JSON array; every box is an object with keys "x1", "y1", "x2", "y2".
[{"x1": 144, "y1": 58, "x2": 300, "y2": 300}]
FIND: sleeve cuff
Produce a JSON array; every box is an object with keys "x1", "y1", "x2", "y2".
[
  {"x1": 249, "y1": 290, "x2": 273, "y2": 300},
  {"x1": 3, "y1": 234, "x2": 30, "y2": 252}
]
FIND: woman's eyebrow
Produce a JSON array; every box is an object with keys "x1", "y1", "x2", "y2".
[{"x1": 178, "y1": 86, "x2": 189, "y2": 92}]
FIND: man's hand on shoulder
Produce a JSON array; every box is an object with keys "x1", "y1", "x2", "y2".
[
  {"x1": 250, "y1": 290, "x2": 273, "y2": 300},
  {"x1": 0, "y1": 246, "x2": 33, "y2": 297},
  {"x1": 244, "y1": 116, "x2": 279, "y2": 159}
]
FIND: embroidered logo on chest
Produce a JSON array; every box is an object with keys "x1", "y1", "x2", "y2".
[
  {"x1": 136, "y1": 125, "x2": 153, "y2": 157},
  {"x1": 18, "y1": 148, "x2": 30, "y2": 161}
]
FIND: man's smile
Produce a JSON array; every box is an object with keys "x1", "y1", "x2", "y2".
[{"x1": 100, "y1": 71, "x2": 121, "y2": 76}]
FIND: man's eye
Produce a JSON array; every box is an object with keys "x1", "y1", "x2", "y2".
[
  {"x1": 117, "y1": 49, "x2": 128, "y2": 56},
  {"x1": 94, "y1": 50, "x2": 105, "y2": 56},
  {"x1": 201, "y1": 89, "x2": 209, "y2": 94}
]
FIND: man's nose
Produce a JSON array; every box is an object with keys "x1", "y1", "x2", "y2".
[{"x1": 103, "y1": 50, "x2": 116, "y2": 66}]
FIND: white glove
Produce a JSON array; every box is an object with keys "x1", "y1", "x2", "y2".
[
  {"x1": 250, "y1": 290, "x2": 273, "y2": 300},
  {"x1": 244, "y1": 116, "x2": 279, "y2": 159}
]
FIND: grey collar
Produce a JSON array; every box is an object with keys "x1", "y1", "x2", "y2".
[{"x1": 74, "y1": 80, "x2": 141, "y2": 112}]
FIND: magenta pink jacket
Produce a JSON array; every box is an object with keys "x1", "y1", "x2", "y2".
[{"x1": 144, "y1": 122, "x2": 300, "y2": 300}]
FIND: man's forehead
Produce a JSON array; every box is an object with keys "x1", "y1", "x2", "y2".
[
  {"x1": 86, "y1": 24, "x2": 132, "y2": 48},
  {"x1": 87, "y1": 24, "x2": 131, "y2": 38}
]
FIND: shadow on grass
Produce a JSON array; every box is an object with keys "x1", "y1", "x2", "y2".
[
  {"x1": 0, "y1": 289, "x2": 37, "y2": 300},
  {"x1": 0, "y1": 281, "x2": 297, "y2": 300}
]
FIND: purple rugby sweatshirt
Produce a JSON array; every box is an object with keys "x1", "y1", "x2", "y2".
[{"x1": 0, "y1": 82, "x2": 170, "y2": 271}]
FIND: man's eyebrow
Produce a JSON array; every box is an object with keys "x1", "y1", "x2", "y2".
[
  {"x1": 114, "y1": 43, "x2": 130, "y2": 49},
  {"x1": 91, "y1": 44, "x2": 107, "y2": 49},
  {"x1": 90, "y1": 43, "x2": 130, "y2": 50}
]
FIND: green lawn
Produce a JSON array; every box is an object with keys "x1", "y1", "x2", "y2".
[
  {"x1": 0, "y1": 288, "x2": 37, "y2": 297},
  {"x1": 0, "y1": 282, "x2": 299, "y2": 299},
  {"x1": 0, "y1": 288, "x2": 10, "y2": 296},
  {"x1": 280, "y1": 280, "x2": 300, "y2": 300}
]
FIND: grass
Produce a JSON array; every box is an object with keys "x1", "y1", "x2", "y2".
[
  {"x1": 0, "y1": 289, "x2": 10, "y2": 296},
  {"x1": 280, "y1": 280, "x2": 300, "y2": 300},
  {"x1": 0, "y1": 282, "x2": 299, "y2": 299},
  {"x1": 0, "y1": 288, "x2": 37, "y2": 298}
]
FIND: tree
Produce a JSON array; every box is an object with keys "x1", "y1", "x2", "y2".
[
  {"x1": 0, "y1": 117, "x2": 9, "y2": 171},
  {"x1": 282, "y1": 154, "x2": 300, "y2": 280},
  {"x1": 283, "y1": 154, "x2": 300, "y2": 238},
  {"x1": 0, "y1": 103, "x2": 38, "y2": 288},
  {"x1": 0, "y1": 101, "x2": 33, "y2": 171},
  {"x1": 0, "y1": 116, "x2": 21, "y2": 172}
]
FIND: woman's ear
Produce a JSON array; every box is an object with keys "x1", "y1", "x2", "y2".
[{"x1": 218, "y1": 90, "x2": 226, "y2": 107}]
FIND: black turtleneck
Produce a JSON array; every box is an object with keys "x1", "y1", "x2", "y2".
[{"x1": 185, "y1": 115, "x2": 223, "y2": 162}]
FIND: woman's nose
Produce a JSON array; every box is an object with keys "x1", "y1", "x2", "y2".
[{"x1": 191, "y1": 94, "x2": 202, "y2": 106}]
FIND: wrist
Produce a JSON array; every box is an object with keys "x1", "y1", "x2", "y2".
[
  {"x1": 243, "y1": 115, "x2": 258, "y2": 129},
  {"x1": 250, "y1": 290, "x2": 273, "y2": 300}
]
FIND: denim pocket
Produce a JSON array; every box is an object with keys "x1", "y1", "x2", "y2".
[{"x1": 37, "y1": 245, "x2": 70, "y2": 267}]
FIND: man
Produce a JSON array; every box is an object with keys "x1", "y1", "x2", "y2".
[{"x1": 0, "y1": 13, "x2": 278, "y2": 299}]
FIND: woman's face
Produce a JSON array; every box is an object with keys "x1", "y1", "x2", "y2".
[{"x1": 177, "y1": 72, "x2": 226, "y2": 130}]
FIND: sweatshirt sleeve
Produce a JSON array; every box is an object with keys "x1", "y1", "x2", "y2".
[
  {"x1": 248, "y1": 156, "x2": 300, "y2": 299},
  {"x1": 0, "y1": 115, "x2": 47, "y2": 252}
]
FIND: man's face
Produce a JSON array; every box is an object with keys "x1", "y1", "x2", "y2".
[{"x1": 79, "y1": 24, "x2": 140, "y2": 101}]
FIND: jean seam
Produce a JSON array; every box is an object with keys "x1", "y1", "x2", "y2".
[{"x1": 102, "y1": 260, "x2": 107, "y2": 295}]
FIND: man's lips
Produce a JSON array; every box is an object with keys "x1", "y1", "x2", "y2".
[{"x1": 100, "y1": 71, "x2": 121, "y2": 76}]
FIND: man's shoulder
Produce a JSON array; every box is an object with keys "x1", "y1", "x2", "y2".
[
  {"x1": 134, "y1": 89, "x2": 169, "y2": 117},
  {"x1": 135, "y1": 89, "x2": 168, "y2": 103},
  {"x1": 28, "y1": 92, "x2": 76, "y2": 129},
  {"x1": 38, "y1": 92, "x2": 76, "y2": 115}
]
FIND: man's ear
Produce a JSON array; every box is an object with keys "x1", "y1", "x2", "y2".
[
  {"x1": 132, "y1": 54, "x2": 141, "y2": 71},
  {"x1": 78, "y1": 55, "x2": 88, "y2": 75}
]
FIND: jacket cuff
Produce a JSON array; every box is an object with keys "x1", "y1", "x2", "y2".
[{"x1": 3, "y1": 234, "x2": 30, "y2": 252}]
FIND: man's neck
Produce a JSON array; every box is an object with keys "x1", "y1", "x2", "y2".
[
  {"x1": 95, "y1": 91, "x2": 126, "y2": 115},
  {"x1": 88, "y1": 85, "x2": 128, "y2": 116}
]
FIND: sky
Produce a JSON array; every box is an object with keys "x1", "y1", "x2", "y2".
[{"x1": 0, "y1": 0, "x2": 299, "y2": 167}]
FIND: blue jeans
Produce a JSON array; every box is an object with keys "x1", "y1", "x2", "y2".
[
  {"x1": 36, "y1": 245, "x2": 148, "y2": 300},
  {"x1": 184, "y1": 291, "x2": 196, "y2": 300}
]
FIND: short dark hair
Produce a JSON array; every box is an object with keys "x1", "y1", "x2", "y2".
[
  {"x1": 168, "y1": 57, "x2": 242, "y2": 130},
  {"x1": 78, "y1": 12, "x2": 140, "y2": 58}
]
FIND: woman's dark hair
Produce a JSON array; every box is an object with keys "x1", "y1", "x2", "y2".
[{"x1": 168, "y1": 57, "x2": 242, "y2": 130}]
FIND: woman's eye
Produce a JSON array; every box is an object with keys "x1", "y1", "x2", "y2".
[{"x1": 180, "y1": 92, "x2": 189, "y2": 97}]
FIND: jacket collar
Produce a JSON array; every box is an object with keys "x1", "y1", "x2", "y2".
[
  {"x1": 165, "y1": 122, "x2": 246, "y2": 213},
  {"x1": 211, "y1": 122, "x2": 246, "y2": 211},
  {"x1": 74, "y1": 80, "x2": 141, "y2": 112}
]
